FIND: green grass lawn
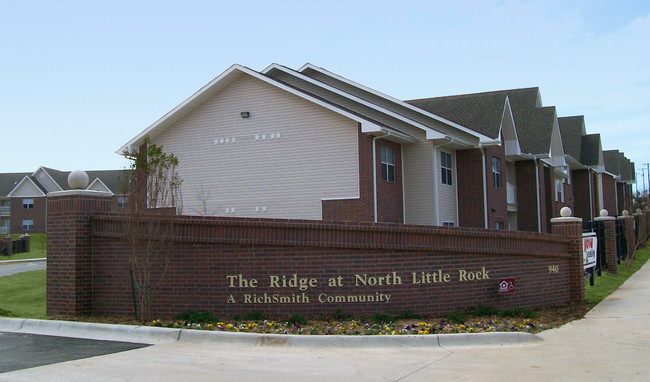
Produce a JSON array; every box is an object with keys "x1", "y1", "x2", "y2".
[
  {"x1": 0, "y1": 270, "x2": 46, "y2": 319},
  {"x1": 584, "y1": 245, "x2": 650, "y2": 304},
  {"x1": 1, "y1": 233, "x2": 46, "y2": 261}
]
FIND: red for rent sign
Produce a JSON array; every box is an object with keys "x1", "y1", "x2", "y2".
[{"x1": 583, "y1": 233, "x2": 597, "y2": 270}]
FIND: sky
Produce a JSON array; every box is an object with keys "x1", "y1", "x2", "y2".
[{"x1": 2, "y1": 0, "x2": 650, "y2": 191}]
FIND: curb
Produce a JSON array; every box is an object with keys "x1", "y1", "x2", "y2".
[
  {"x1": 0, "y1": 318, "x2": 542, "y2": 347},
  {"x1": 0, "y1": 258, "x2": 46, "y2": 265}
]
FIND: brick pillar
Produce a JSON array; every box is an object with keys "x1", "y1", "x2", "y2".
[
  {"x1": 551, "y1": 211, "x2": 584, "y2": 303},
  {"x1": 618, "y1": 212, "x2": 636, "y2": 261},
  {"x1": 46, "y1": 190, "x2": 113, "y2": 316},
  {"x1": 22, "y1": 233, "x2": 30, "y2": 253},
  {"x1": 595, "y1": 213, "x2": 617, "y2": 274},
  {"x1": 1, "y1": 236, "x2": 12, "y2": 255}
]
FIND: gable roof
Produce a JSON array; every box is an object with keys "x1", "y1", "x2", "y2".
[
  {"x1": 405, "y1": 92, "x2": 508, "y2": 139},
  {"x1": 603, "y1": 150, "x2": 622, "y2": 176},
  {"x1": 117, "y1": 64, "x2": 398, "y2": 154},
  {"x1": 558, "y1": 116, "x2": 586, "y2": 165},
  {"x1": 1, "y1": 168, "x2": 127, "y2": 197},
  {"x1": 0, "y1": 172, "x2": 30, "y2": 197},
  {"x1": 603, "y1": 150, "x2": 634, "y2": 181},
  {"x1": 7, "y1": 176, "x2": 47, "y2": 197},
  {"x1": 291, "y1": 63, "x2": 498, "y2": 145},
  {"x1": 580, "y1": 134, "x2": 603, "y2": 168},
  {"x1": 406, "y1": 87, "x2": 559, "y2": 156}
]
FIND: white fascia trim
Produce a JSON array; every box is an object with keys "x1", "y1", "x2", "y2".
[
  {"x1": 264, "y1": 64, "x2": 442, "y2": 141},
  {"x1": 117, "y1": 64, "x2": 247, "y2": 155},
  {"x1": 501, "y1": 96, "x2": 521, "y2": 153},
  {"x1": 297, "y1": 63, "x2": 497, "y2": 145},
  {"x1": 32, "y1": 167, "x2": 63, "y2": 192},
  {"x1": 7, "y1": 176, "x2": 46, "y2": 197},
  {"x1": 117, "y1": 64, "x2": 384, "y2": 155},
  {"x1": 87, "y1": 178, "x2": 114, "y2": 195}
]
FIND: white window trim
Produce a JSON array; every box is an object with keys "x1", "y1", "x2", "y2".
[
  {"x1": 380, "y1": 145, "x2": 396, "y2": 183},
  {"x1": 441, "y1": 151, "x2": 453, "y2": 186}
]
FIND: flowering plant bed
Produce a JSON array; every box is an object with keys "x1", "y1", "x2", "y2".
[{"x1": 63, "y1": 303, "x2": 592, "y2": 336}]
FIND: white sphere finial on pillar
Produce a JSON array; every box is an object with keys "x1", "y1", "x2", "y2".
[
  {"x1": 622, "y1": 210, "x2": 629, "y2": 217},
  {"x1": 560, "y1": 207, "x2": 572, "y2": 217},
  {"x1": 68, "y1": 170, "x2": 89, "y2": 189},
  {"x1": 599, "y1": 209, "x2": 609, "y2": 217}
]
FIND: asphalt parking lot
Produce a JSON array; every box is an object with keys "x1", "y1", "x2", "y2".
[{"x1": 0, "y1": 332, "x2": 148, "y2": 373}]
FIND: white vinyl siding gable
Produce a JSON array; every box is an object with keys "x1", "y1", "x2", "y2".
[
  {"x1": 151, "y1": 74, "x2": 360, "y2": 220},
  {"x1": 402, "y1": 139, "x2": 435, "y2": 225}
]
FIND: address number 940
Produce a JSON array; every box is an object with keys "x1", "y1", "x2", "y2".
[{"x1": 548, "y1": 265, "x2": 559, "y2": 274}]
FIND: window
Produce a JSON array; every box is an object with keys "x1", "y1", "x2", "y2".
[
  {"x1": 555, "y1": 179, "x2": 564, "y2": 202},
  {"x1": 441, "y1": 151, "x2": 453, "y2": 186},
  {"x1": 380, "y1": 145, "x2": 396, "y2": 182},
  {"x1": 117, "y1": 197, "x2": 128, "y2": 209},
  {"x1": 22, "y1": 198, "x2": 34, "y2": 209},
  {"x1": 22, "y1": 219, "x2": 34, "y2": 231},
  {"x1": 492, "y1": 157, "x2": 502, "y2": 188},
  {"x1": 495, "y1": 222, "x2": 505, "y2": 230},
  {"x1": 442, "y1": 221, "x2": 455, "y2": 227}
]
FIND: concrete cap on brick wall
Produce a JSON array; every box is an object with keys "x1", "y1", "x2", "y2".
[
  {"x1": 595, "y1": 209, "x2": 615, "y2": 221},
  {"x1": 550, "y1": 207, "x2": 582, "y2": 223}
]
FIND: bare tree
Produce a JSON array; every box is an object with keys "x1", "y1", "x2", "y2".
[
  {"x1": 193, "y1": 184, "x2": 212, "y2": 216},
  {"x1": 121, "y1": 136, "x2": 183, "y2": 321}
]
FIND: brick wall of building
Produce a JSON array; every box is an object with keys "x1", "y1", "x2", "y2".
[
  {"x1": 45, "y1": 191, "x2": 583, "y2": 319},
  {"x1": 515, "y1": 160, "x2": 540, "y2": 232},
  {"x1": 322, "y1": 128, "x2": 404, "y2": 224},
  {"x1": 602, "y1": 173, "x2": 617, "y2": 215},
  {"x1": 485, "y1": 146, "x2": 508, "y2": 230},
  {"x1": 10, "y1": 196, "x2": 46, "y2": 234},
  {"x1": 375, "y1": 138, "x2": 404, "y2": 223},
  {"x1": 571, "y1": 169, "x2": 592, "y2": 220},
  {"x1": 456, "y1": 149, "x2": 484, "y2": 228},
  {"x1": 322, "y1": 126, "x2": 374, "y2": 222}
]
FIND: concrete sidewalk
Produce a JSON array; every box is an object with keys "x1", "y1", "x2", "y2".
[{"x1": 2, "y1": 259, "x2": 650, "y2": 381}]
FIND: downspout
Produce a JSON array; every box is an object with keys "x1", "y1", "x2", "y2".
[
  {"x1": 401, "y1": 148, "x2": 406, "y2": 223},
  {"x1": 479, "y1": 147, "x2": 489, "y2": 229},
  {"x1": 372, "y1": 132, "x2": 390, "y2": 223},
  {"x1": 587, "y1": 169, "x2": 594, "y2": 221},
  {"x1": 521, "y1": 153, "x2": 545, "y2": 233},
  {"x1": 596, "y1": 172, "x2": 604, "y2": 213}
]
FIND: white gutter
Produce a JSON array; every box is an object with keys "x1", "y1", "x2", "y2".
[
  {"x1": 372, "y1": 132, "x2": 391, "y2": 222},
  {"x1": 401, "y1": 148, "x2": 406, "y2": 223},
  {"x1": 521, "y1": 153, "x2": 545, "y2": 233},
  {"x1": 597, "y1": 172, "x2": 604, "y2": 213},
  {"x1": 535, "y1": 159, "x2": 542, "y2": 232}
]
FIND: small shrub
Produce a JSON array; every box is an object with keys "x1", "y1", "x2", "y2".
[
  {"x1": 500, "y1": 307, "x2": 536, "y2": 319},
  {"x1": 465, "y1": 305, "x2": 499, "y2": 316},
  {"x1": 444, "y1": 311, "x2": 467, "y2": 324},
  {"x1": 331, "y1": 308, "x2": 353, "y2": 321},
  {"x1": 241, "y1": 311, "x2": 266, "y2": 321},
  {"x1": 285, "y1": 314, "x2": 308, "y2": 325},
  {"x1": 0, "y1": 307, "x2": 16, "y2": 317},
  {"x1": 395, "y1": 310, "x2": 422, "y2": 319},
  {"x1": 365, "y1": 312, "x2": 394, "y2": 324},
  {"x1": 173, "y1": 311, "x2": 218, "y2": 323}
]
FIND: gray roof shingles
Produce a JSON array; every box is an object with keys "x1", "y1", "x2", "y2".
[{"x1": 406, "y1": 87, "x2": 555, "y2": 155}]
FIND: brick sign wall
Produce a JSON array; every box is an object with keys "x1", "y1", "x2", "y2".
[{"x1": 47, "y1": 192, "x2": 583, "y2": 319}]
